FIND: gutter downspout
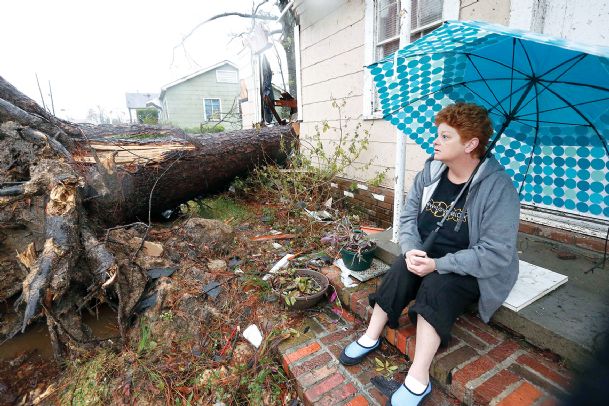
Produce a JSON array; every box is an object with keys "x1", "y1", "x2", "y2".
[{"x1": 391, "y1": 1, "x2": 412, "y2": 243}]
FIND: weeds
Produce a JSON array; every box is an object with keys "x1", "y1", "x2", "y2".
[
  {"x1": 59, "y1": 350, "x2": 121, "y2": 405},
  {"x1": 236, "y1": 97, "x2": 388, "y2": 211},
  {"x1": 180, "y1": 195, "x2": 252, "y2": 224}
]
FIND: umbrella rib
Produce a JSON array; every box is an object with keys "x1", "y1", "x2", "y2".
[
  {"x1": 485, "y1": 81, "x2": 531, "y2": 116},
  {"x1": 515, "y1": 96, "x2": 609, "y2": 118},
  {"x1": 462, "y1": 83, "x2": 498, "y2": 111},
  {"x1": 466, "y1": 54, "x2": 508, "y2": 116},
  {"x1": 517, "y1": 38, "x2": 536, "y2": 76},
  {"x1": 515, "y1": 118, "x2": 589, "y2": 126},
  {"x1": 537, "y1": 53, "x2": 588, "y2": 81},
  {"x1": 465, "y1": 52, "x2": 531, "y2": 78},
  {"x1": 539, "y1": 84, "x2": 609, "y2": 155},
  {"x1": 509, "y1": 38, "x2": 516, "y2": 112},
  {"x1": 539, "y1": 80, "x2": 609, "y2": 93},
  {"x1": 515, "y1": 54, "x2": 589, "y2": 116}
]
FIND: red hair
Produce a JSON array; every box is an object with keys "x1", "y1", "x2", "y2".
[{"x1": 434, "y1": 103, "x2": 493, "y2": 158}]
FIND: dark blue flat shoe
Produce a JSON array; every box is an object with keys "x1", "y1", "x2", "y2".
[{"x1": 339, "y1": 339, "x2": 380, "y2": 366}]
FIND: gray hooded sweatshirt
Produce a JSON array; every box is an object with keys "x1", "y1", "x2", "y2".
[{"x1": 399, "y1": 156, "x2": 520, "y2": 323}]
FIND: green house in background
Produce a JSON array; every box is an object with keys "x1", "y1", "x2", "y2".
[{"x1": 159, "y1": 60, "x2": 241, "y2": 132}]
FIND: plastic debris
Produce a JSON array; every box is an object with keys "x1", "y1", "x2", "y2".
[
  {"x1": 272, "y1": 242, "x2": 282, "y2": 249},
  {"x1": 303, "y1": 208, "x2": 332, "y2": 221},
  {"x1": 334, "y1": 259, "x2": 358, "y2": 288},
  {"x1": 147, "y1": 267, "x2": 176, "y2": 279},
  {"x1": 242, "y1": 324, "x2": 263, "y2": 348},
  {"x1": 202, "y1": 281, "x2": 222, "y2": 299},
  {"x1": 161, "y1": 209, "x2": 173, "y2": 219},
  {"x1": 228, "y1": 256, "x2": 242, "y2": 268},
  {"x1": 269, "y1": 253, "x2": 295, "y2": 274},
  {"x1": 360, "y1": 226, "x2": 386, "y2": 235},
  {"x1": 134, "y1": 292, "x2": 158, "y2": 313}
]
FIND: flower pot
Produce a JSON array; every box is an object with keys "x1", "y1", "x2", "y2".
[
  {"x1": 284, "y1": 269, "x2": 329, "y2": 310},
  {"x1": 340, "y1": 245, "x2": 377, "y2": 271}
]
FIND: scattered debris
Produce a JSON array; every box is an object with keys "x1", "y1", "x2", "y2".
[
  {"x1": 333, "y1": 259, "x2": 358, "y2": 288},
  {"x1": 251, "y1": 233, "x2": 296, "y2": 241},
  {"x1": 303, "y1": 208, "x2": 333, "y2": 221},
  {"x1": 228, "y1": 256, "x2": 242, "y2": 268},
  {"x1": 242, "y1": 324, "x2": 263, "y2": 348},
  {"x1": 134, "y1": 292, "x2": 158, "y2": 313},
  {"x1": 131, "y1": 238, "x2": 164, "y2": 257},
  {"x1": 265, "y1": 254, "x2": 296, "y2": 279},
  {"x1": 272, "y1": 242, "x2": 283, "y2": 249},
  {"x1": 147, "y1": 267, "x2": 176, "y2": 279},
  {"x1": 557, "y1": 251, "x2": 577, "y2": 260},
  {"x1": 202, "y1": 281, "x2": 222, "y2": 300},
  {"x1": 208, "y1": 259, "x2": 227, "y2": 272},
  {"x1": 361, "y1": 225, "x2": 386, "y2": 235},
  {"x1": 183, "y1": 217, "x2": 235, "y2": 253}
]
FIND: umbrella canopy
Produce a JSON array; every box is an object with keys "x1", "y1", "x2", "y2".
[{"x1": 369, "y1": 20, "x2": 609, "y2": 220}]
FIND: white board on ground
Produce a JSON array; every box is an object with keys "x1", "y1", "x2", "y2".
[{"x1": 503, "y1": 260, "x2": 568, "y2": 312}]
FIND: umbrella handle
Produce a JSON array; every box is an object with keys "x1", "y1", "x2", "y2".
[{"x1": 422, "y1": 227, "x2": 439, "y2": 253}]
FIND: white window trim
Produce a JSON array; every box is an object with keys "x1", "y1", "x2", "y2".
[
  {"x1": 362, "y1": 0, "x2": 459, "y2": 120},
  {"x1": 203, "y1": 98, "x2": 222, "y2": 121},
  {"x1": 216, "y1": 69, "x2": 238, "y2": 83}
]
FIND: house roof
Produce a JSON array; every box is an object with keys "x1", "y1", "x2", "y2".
[
  {"x1": 160, "y1": 60, "x2": 239, "y2": 97},
  {"x1": 125, "y1": 92, "x2": 160, "y2": 109}
]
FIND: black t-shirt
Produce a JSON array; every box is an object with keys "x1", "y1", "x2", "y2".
[{"x1": 417, "y1": 169, "x2": 470, "y2": 259}]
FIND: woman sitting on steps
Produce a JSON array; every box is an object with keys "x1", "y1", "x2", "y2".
[{"x1": 339, "y1": 103, "x2": 520, "y2": 406}]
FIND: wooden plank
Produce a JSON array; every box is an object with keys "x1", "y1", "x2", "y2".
[{"x1": 503, "y1": 260, "x2": 568, "y2": 312}]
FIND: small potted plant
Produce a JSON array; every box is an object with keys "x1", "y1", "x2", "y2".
[
  {"x1": 323, "y1": 218, "x2": 377, "y2": 271},
  {"x1": 271, "y1": 268, "x2": 329, "y2": 310}
]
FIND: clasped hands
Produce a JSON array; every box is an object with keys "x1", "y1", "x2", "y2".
[{"x1": 405, "y1": 249, "x2": 436, "y2": 277}]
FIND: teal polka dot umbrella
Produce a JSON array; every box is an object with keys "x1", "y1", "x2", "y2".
[{"x1": 370, "y1": 20, "x2": 609, "y2": 220}]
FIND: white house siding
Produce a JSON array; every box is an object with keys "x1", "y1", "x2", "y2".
[
  {"x1": 298, "y1": 0, "x2": 512, "y2": 190},
  {"x1": 299, "y1": 0, "x2": 399, "y2": 187},
  {"x1": 460, "y1": 0, "x2": 511, "y2": 24},
  {"x1": 510, "y1": 0, "x2": 609, "y2": 47}
]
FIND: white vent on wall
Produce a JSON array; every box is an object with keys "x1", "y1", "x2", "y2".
[{"x1": 216, "y1": 70, "x2": 238, "y2": 83}]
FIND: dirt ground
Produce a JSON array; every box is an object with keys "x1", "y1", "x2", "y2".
[{"x1": 0, "y1": 191, "x2": 364, "y2": 405}]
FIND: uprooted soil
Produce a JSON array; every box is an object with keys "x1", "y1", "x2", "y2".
[{"x1": 0, "y1": 193, "x2": 358, "y2": 405}]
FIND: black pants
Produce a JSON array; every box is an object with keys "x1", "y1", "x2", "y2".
[{"x1": 369, "y1": 254, "x2": 480, "y2": 346}]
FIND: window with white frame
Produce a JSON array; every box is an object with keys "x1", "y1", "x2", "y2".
[
  {"x1": 375, "y1": 0, "x2": 402, "y2": 60},
  {"x1": 365, "y1": 0, "x2": 447, "y2": 116},
  {"x1": 204, "y1": 98, "x2": 221, "y2": 121},
  {"x1": 410, "y1": 0, "x2": 444, "y2": 42},
  {"x1": 216, "y1": 70, "x2": 238, "y2": 83}
]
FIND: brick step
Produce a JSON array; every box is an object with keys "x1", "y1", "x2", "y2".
[
  {"x1": 277, "y1": 305, "x2": 459, "y2": 405},
  {"x1": 311, "y1": 265, "x2": 573, "y2": 405}
]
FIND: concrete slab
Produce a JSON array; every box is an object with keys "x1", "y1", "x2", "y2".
[{"x1": 371, "y1": 228, "x2": 609, "y2": 369}]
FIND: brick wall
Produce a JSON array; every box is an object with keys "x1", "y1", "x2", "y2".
[
  {"x1": 328, "y1": 177, "x2": 607, "y2": 254},
  {"x1": 329, "y1": 178, "x2": 395, "y2": 228}
]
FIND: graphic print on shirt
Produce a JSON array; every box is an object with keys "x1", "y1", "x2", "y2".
[{"x1": 423, "y1": 198, "x2": 468, "y2": 223}]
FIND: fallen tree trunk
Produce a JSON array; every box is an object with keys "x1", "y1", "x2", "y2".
[
  {"x1": 0, "y1": 74, "x2": 295, "y2": 358},
  {"x1": 77, "y1": 126, "x2": 293, "y2": 226}
]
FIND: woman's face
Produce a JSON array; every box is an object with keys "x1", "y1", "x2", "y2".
[{"x1": 433, "y1": 123, "x2": 472, "y2": 163}]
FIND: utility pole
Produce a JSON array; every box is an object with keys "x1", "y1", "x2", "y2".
[{"x1": 35, "y1": 73, "x2": 47, "y2": 112}]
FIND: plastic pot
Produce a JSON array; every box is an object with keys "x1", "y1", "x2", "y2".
[{"x1": 340, "y1": 245, "x2": 377, "y2": 271}]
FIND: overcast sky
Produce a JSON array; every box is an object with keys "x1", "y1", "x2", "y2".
[{"x1": 1, "y1": 0, "x2": 281, "y2": 121}]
